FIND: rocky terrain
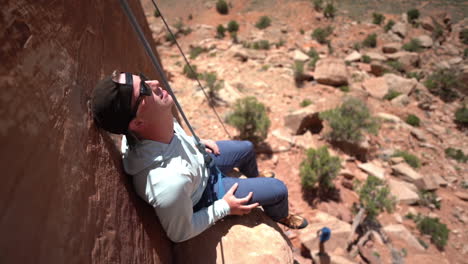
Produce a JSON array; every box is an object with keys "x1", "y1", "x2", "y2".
[{"x1": 142, "y1": 0, "x2": 468, "y2": 263}]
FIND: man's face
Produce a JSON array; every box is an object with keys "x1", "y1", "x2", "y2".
[{"x1": 117, "y1": 73, "x2": 174, "y2": 123}]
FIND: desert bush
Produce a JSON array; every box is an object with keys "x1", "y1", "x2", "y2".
[
  {"x1": 216, "y1": 0, "x2": 229, "y2": 14},
  {"x1": 461, "y1": 29, "x2": 468, "y2": 45},
  {"x1": 383, "y1": 90, "x2": 402, "y2": 101},
  {"x1": 252, "y1": 40, "x2": 270, "y2": 50},
  {"x1": 339, "y1": 85, "x2": 350, "y2": 92},
  {"x1": 190, "y1": 46, "x2": 208, "y2": 59},
  {"x1": 313, "y1": 0, "x2": 323, "y2": 11},
  {"x1": 293, "y1": 61, "x2": 305, "y2": 85},
  {"x1": 455, "y1": 105, "x2": 468, "y2": 125},
  {"x1": 312, "y1": 26, "x2": 333, "y2": 44},
  {"x1": 362, "y1": 33, "x2": 377, "y2": 48},
  {"x1": 216, "y1": 24, "x2": 226, "y2": 38},
  {"x1": 319, "y1": 97, "x2": 379, "y2": 143},
  {"x1": 416, "y1": 216, "x2": 450, "y2": 250},
  {"x1": 182, "y1": 64, "x2": 198, "y2": 79},
  {"x1": 405, "y1": 114, "x2": 420, "y2": 127},
  {"x1": 300, "y1": 146, "x2": 341, "y2": 196},
  {"x1": 418, "y1": 190, "x2": 441, "y2": 209},
  {"x1": 307, "y1": 48, "x2": 320, "y2": 69},
  {"x1": 407, "y1": 8, "x2": 420, "y2": 24},
  {"x1": 424, "y1": 69, "x2": 461, "y2": 102},
  {"x1": 386, "y1": 60, "x2": 404, "y2": 72},
  {"x1": 406, "y1": 71, "x2": 424, "y2": 81},
  {"x1": 384, "y1": 19, "x2": 395, "y2": 32},
  {"x1": 154, "y1": 9, "x2": 160, "y2": 17},
  {"x1": 361, "y1": 55, "x2": 371, "y2": 63},
  {"x1": 323, "y1": 2, "x2": 337, "y2": 18},
  {"x1": 227, "y1": 20, "x2": 239, "y2": 32},
  {"x1": 202, "y1": 72, "x2": 223, "y2": 104},
  {"x1": 445, "y1": 147, "x2": 467, "y2": 163},
  {"x1": 392, "y1": 150, "x2": 421, "y2": 169},
  {"x1": 300, "y1": 99, "x2": 312, "y2": 107},
  {"x1": 372, "y1": 13, "x2": 385, "y2": 25},
  {"x1": 356, "y1": 175, "x2": 395, "y2": 221},
  {"x1": 402, "y1": 38, "x2": 422, "y2": 52},
  {"x1": 300, "y1": 28, "x2": 305, "y2": 34},
  {"x1": 226, "y1": 96, "x2": 270, "y2": 143},
  {"x1": 230, "y1": 31, "x2": 239, "y2": 43},
  {"x1": 353, "y1": 42, "x2": 361, "y2": 51},
  {"x1": 165, "y1": 32, "x2": 177, "y2": 44},
  {"x1": 255, "y1": 16, "x2": 271, "y2": 29},
  {"x1": 464, "y1": 48, "x2": 468, "y2": 59}
]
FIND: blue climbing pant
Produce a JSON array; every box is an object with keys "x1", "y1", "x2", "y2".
[{"x1": 193, "y1": 140, "x2": 289, "y2": 221}]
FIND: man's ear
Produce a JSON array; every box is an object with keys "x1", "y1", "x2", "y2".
[{"x1": 128, "y1": 118, "x2": 144, "y2": 132}]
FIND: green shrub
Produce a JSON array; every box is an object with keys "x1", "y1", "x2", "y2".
[
  {"x1": 227, "y1": 20, "x2": 239, "y2": 32},
  {"x1": 461, "y1": 29, "x2": 468, "y2": 45},
  {"x1": 154, "y1": 9, "x2": 161, "y2": 17},
  {"x1": 216, "y1": 24, "x2": 226, "y2": 38},
  {"x1": 384, "y1": 19, "x2": 395, "y2": 32},
  {"x1": 445, "y1": 147, "x2": 467, "y2": 163},
  {"x1": 405, "y1": 114, "x2": 420, "y2": 127},
  {"x1": 319, "y1": 98, "x2": 380, "y2": 143},
  {"x1": 312, "y1": 26, "x2": 333, "y2": 44},
  {"x1": 300, "y1": 146, "x2": 341, "y2": 195},
  {"x1": 323, "y1": 2, "x2": 337, "y2": 18},
  {"x1": 406, "y1": 71, "x2": 424, "y2": 81},
  {"x1": 383, "y1": 90, "x2": 402, "y2": 100},
  {"x1": 362, "y1": 33, "x2": 377, "y2": 48},
  {"x1": 230, "y1": 31, "x2": 239, "y2": 43},
  {"x1": 402, "y1": 38, "x2": 422, "y2": 52},
  {"x1": 455, "y1": 105, "x2": 468, "y2": 125},
  {"x1": 165, "y1": 32, "x2": 177, "y2": 44},
  {"x1": 202, "y1": 72, "x2": 223, "y2": 104},
  {"x1": 353, "y1": 42, "x2": 361, "y2": 51},
  {"x1": 300, "y1": 28, "x2": 305, "y2": 34},
  {"x1": 275, "y1": 38, "x2": 286, "y2": 48},
  {"x1": 392, "y1": 150, "x2": 421, "y2": 169},
  {"x1": 339, "y1": 85, "x2": 350, "y2": 92},
  {"x1": 386, "y1": 60, "x2": 403, "y2": 72},
  {"x1": 183, "y1": 64, "x2": 198, "y2": 79},
  {"x1": 313, "y1": 0, "x2": 323, "y2": 11},
  {"x1": 300, "y1": 99, "x2": 312, "y2": 107},
  {"x1": 216, "y1": 0, "x2": 229, "y2": 14},
  {"x1": 255, "y1": 16, "x2": 271, "y2": 29},
  {"x1": 226, "y1": 96, "x2": 270, "y2": 143},
  {"x1": 252, "y1": 40, "x2": 270, "y2": 50},
  {"x1": 407, "y1": 9, "x2": 420, "y2": 24},
  {"x1": 307, "y1": 48, "x2": 320, "y2": 69},
  {"x1": 190, "y1": 46, "x2": 208, "y2": 59},
  {"x1": 419, "y1": 190, "x2": 441, "y2": 209},
  {"x1": 362, "y1": 55, "x2": 371, "y2": 63},
  {"x1": 293, "y1": 61, "x2": 305, "y2": 85},
  {"x1": 424, "y1": 69, "x2": 461, "y2": 102},
  {"x1": 356, "y1": 175, "x2": 396, "y2": 221},
  {"x1": 416, "y1": 216, "x2": 449, "y2": 250},
  {"x1": 432, "y1": 23, "x2": 444, "y2": 41},
  {"x1": 372, "y1": 13, "x2": 385, "y2": 25}
]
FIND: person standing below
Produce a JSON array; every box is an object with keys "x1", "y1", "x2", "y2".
[{"x1": 91, "y1": 71, "x2": 308, "y2": 242}]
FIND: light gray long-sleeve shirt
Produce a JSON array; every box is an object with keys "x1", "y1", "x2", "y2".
[{"x1": 121, "y1": 120, "x2": 230, "y2": 242}]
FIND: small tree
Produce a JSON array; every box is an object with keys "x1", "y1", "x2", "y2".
[
  {"x1": 202, "y1": 72, "x2": 223, "y2": 105},
  {"x1": 183, "y1": 64, "x2": 198, "y2": 79},
  {"x1": 372, "y1": 13, "x2": 385, "y2": 25},
  {"x1": 405, "y1": 114, "x2": 420, "y2": 127},
  {"x1": 445, "y1": 147, "x2": 467, "y2": 163},
  {"x1": 362, "y1": 55, "x2": 371, "y2": 63},
  {"x1": 424, "y1": 69, "x2": 461, "y2": 102},
  {"x1": 312, "y1": 26, "x2": 333, "y2": 44},
  {"x1": 407, "y1": 8, "x2": 420, "y2": 24},
  {"x1": 323, "y1": 2, "x2": 337, "y2": 18},
  {"x1": 216, "y1": 24, "x2": 226, "y2": 38},
  {"x1": 227, "y1": 20, "x2": 239, "y2": 33},
  {"x1": 226, "y1": 97, "x2": 270, "y2": 143},
  {"x1": 455, "y1": 105, "x2": 468, "y2": 125},
  {"x1": 362, "y1": 33, "x2": 377, "y2": 48},
  {"x1": 384, "y1": 19, "x2": 395, "y2": 32},
  {"x1": 216, "y1": 0, "x2": 229, "y2": 15},
  {"x1": 356, "y1": 175, "x2": 395, "y2": 221},
  {"x1": 307, "y1": 48, "x2": 320, "y2": 69},
  {"x1": 255, "y1": 16, "x2": 271, "y2": 29},
  {"x1": 293, "y1": 61, "x2": 305, "y2": 85},
  {"x1": 300, "y1": 146, "x2": 341, "y2": 197},
  {"x1": 313, "y1": 0, "x2": 323, "y2": 11},
  {"x1": 319, "y1": 98, "x2": 379, "y2": 143}
]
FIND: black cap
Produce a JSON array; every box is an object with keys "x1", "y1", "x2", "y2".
[{"x1": 91, "y1": 74, "x2": 134, "y2": 134}]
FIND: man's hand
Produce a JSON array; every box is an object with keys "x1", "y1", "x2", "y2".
[
  {"x1": 223, "y1": 183, "x2": 259, "y2": 215},
  {"x1": 201, "y1": 139, "x2": 220, "y2": 155}
]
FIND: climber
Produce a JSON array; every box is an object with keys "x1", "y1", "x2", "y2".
[{"x1": 91, "y1": 71, "x2": 308, "y2": 242}]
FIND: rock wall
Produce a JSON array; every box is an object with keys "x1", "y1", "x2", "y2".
[{"x1": 0, "y1": 0, "x2": 172, "y2": 263}]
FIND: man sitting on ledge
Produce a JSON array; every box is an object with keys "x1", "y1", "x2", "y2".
[{"x1": 91, "y1": 71, "x2": 308, "y2": 242}]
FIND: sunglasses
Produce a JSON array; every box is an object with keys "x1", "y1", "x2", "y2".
[{"x1": 119, "y1": 72, "x2": 152, "y2": 119}]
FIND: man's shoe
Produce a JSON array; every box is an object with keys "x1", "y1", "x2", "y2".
[
  {"x1": 277, "y1": 214, "x2": 308, "y2": 229},
  {"x1": 259, "y1": 170, "x2": 275, "y2": 178}
]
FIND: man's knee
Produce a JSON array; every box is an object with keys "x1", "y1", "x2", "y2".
[
  {"x1": 240, "y1": 140, "x2": 254, "y2": 155},
  {"x1": 271, "y1": 179, "x2": 288, "y2": 202}
]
